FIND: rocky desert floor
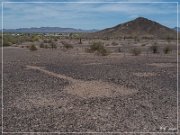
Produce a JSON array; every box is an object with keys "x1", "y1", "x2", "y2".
[{"x1": 0, "y1": 40, "x2": 179, "y2": 134}]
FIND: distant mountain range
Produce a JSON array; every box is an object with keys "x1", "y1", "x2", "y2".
[
  {"x1": 87, "y1": 17, "x2": 177, "y2": 39},
  {"x1": 3, "y1": 17, "x2": 179, "y2": 39},
  {"x1": 3, "y1": 27, "x2": 99, "y2": 33}
]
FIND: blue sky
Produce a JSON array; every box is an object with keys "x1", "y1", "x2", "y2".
[{"x1": 0, "y1": 0, "x2": 179, "y2": 29}]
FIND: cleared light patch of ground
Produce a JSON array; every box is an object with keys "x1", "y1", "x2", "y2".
[
  {"x1": 26, "y1": 65, "x2": 138, "y2": 98},
  {"x1": 65, "y1": 80, "x2": 137, "y2": 98}
]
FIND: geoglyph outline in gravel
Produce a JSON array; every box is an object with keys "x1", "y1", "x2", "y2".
[
  {"x1": 83, "y1": 62, "x2": 102, "y2": 66},
  {"x1": 26, "y1": 65, "x2": 138, "y2": 98},
  {"x1": 133, "y1": 72, "x2": 157, "y2": 77}
]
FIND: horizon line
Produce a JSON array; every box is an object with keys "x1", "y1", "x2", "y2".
[{"x1": 2, "y1": 17, "x2": 178, "y2": 30}]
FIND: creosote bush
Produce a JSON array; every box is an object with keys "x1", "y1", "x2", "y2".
[
  {"x1": 54, "y1": 38, "x2": 58, "y2": 42},
  {"x1": 50, "y1": 42, "x2": 57, "y2": 49},
  {"x1": 61, "y1": 41, "x2": 73, "y2": 49},
  {"x1": 131, "y1": 48, "x2": 141, "y2": 56},
  {"x1": 163, "y1": 46, "x2": 172, "y2": 54},
  {"x1": 87, "y1": 41, "x2": 109, "y2": 56},
  {"x1": 118, "y1": 47, "x2": 122, "y2": 52},
  {"x1": 40, "y1": 43, "x2": 44, "y2": 48},
  {"x1": 150, "y1": 43, "x2": 159, "y2": 53},
  {"x1": 3, "y1": 35, "x2": 18, "y2": 46},
  {"x1": 3, "y1": 41, "x2": 12, "y2": 47},
  {"x1": 79, "y1": 38, "x2": 82, "y2": 44},
  {"x1": 141, "y1": 44, "x2": 146, "y2": 47},
  {"x1": 44, "y1": 45, "x2": 48, "y2": 49},
  {"x1": 44, "y1": 39, "x2": 49, "y2": 43},
  {"x1": 112, "y1": 41, "x2": 118, "y2": 46},
  {"x1": 29, "y1": 44, "x2": 37, "y2": 51}
]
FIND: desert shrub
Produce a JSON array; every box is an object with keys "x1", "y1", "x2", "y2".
[
  {"x1": 89, "y1": 41, "x2": 103, "y2": 51},
  {"x1": 64, "y1": 44, "x2": 73, "y2": 49},
  {"x1": 44, "y1": 45, "x2": 48, "y2": 49},
  {"x1": 96, "y1": 47, "x2": 108, "y2": 56},
  {"x1": 40, "y1": 42, "x2": 44, "y2": 48},
  {"x1": 29, "y1": 44, "x2": 37, "y2": 51},
  {"x1": 3, "y1": 41, "x2": 12, "y2": 47},
  {"x1": 44, "y1": 39, "x2": 49, "y2": 43},
  {"x1": 142, "y1": 36, "x2": 153, "y2": 40},
  {"x1": 69, "y1": 33, "x2": 73, "y2": 39},
  {"x1": 112, "y1": 41, "x2": 118, "y2": 46},
  {"x1": 105, "y1": 37, "x2": 109, "y2": 40},
  {"x1": 61, "y1": 41, "x2": 73, "y2": 49},
  {"x1": 49, "y1": 39, "x2": 53, "y2": 43},
  {"x1": 131, "y1": 48, "x2": 141, "y2": 56},
  {"x1": 166, "y1": 36, "x2": 172, "y2": 43},
  {"x1": 44, "y1": 39, "x2": 52, "y2": 43},
  {"x1": 150, "y1": 43, "x2": 159, "y2": 53},
  {"x1": 72, "y1": 33, "x2": 80, "y2": 39},
  {"x1": 79, "y1": 37, "x2": 82, "y2": 44},
  {"x1": 118, "y1": 47, "x2": 122, "y2": 52},
  {"x1": 163, "y1": 46, "x2": 172, "y2": 54},
  {"x1": 50, "y1": 42, "x2": 57, "y2": 49},
  {"x1": 88, "y1": 41, "x2": 108, "y2": 56},
  {"x1": 85, "y1": 48, "x2": 91, "y2": 53},
  {"x1": 29, "y1": 35, "x2": 40, "y2": 42},
  {"x1": 141, "y1": 44, "x2": 146, "y2": 46},
  {"x1": 134, "y1": 36, "x2": 140, "y2": 42},
  {"x1": 54, "y1": 38, "x2": 58, "y2": 41},
  {"x1": 3, "y1": 35, "x2": 19, "y2": 46}
]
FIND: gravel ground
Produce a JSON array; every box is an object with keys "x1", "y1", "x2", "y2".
[{"x1": 1, "y1": 47, "x2": 179, "y2": 134}]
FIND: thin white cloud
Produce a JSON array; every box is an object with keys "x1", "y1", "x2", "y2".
[
  {"x1": 2, "y1": 2, "x2": 177, "y2": 29},
  {"x1": 95, "y1": 3, "x2": 176, "y2": 14},
  {"x1": 3, "y1": 2, "x2": 176, "y2": 16}
]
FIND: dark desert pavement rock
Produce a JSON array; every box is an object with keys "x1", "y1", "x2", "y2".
[{"x1": 2, "y1": 47, "x2": 178, "y2": 133}]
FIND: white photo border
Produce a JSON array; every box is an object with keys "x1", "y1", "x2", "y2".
[{"x1": 1, "y1": 1, "x2": 179, "y2": 134}]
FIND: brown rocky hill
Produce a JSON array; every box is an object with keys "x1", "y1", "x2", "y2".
[{"x1": 87, "y1": 17, "x2": 177, "y2": 39}]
